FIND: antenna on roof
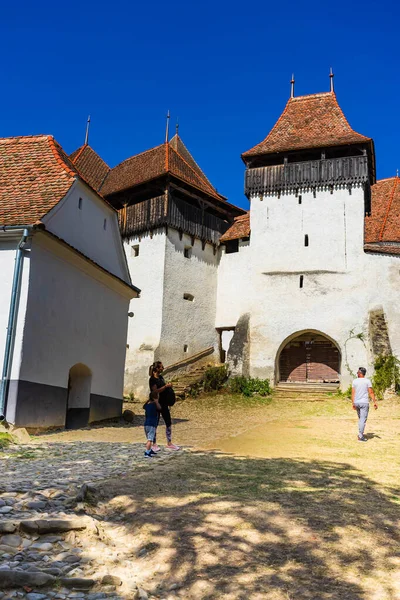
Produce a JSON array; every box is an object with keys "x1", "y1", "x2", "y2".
[
  {"x1": 290, "y1": 74, "x2": 295, "y2": 98},
  {"x1": 165, "y1": 110, "x2": 170, "y2": 143},
  {"x1": 84, "y1": 115, "x2": 91, "y2": 146},
  {"x1": 329, "y1": 68, "x2": 335, "y2": 93},
  {"x1": 175, "y1": 117, "x2": 179, "y2": 136}
]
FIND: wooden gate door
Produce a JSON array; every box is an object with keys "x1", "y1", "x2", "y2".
[
  {"x1": 279, "y1": 339, "x2": 340, "y2": 383},
  {"x1": 279, "y1": 342, "x2": 307, "y2": 382},
  {"x1": 306, "y1": 341, "x2": 340, "y2": 383}
]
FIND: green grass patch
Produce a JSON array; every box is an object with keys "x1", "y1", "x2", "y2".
[{"x1": 0, "y1": 432, "x2": 14, "y2": 449}]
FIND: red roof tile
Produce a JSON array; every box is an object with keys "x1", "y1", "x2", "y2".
[
  {"x1": 101, "y1": 136, "x2": 226, "y2": 202},
  {"x1": 365, "y1": 177, "x2": 400, "y2": 243},
  {"x1": 220, "y1": 212, "x2": 250, "y2": 242},
  {"x1": 70, "y1": 144, "x2": 110, "y2": 191},
  {"x1": 0, "y1": 135, "x2": 78, "y2": 226},
  {"x1": 242, "y1": 92, "x2": 371, "y2": 159}
]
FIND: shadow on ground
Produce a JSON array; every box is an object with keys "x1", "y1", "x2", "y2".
[{"x1": 89, "y1": 451, "x2": 400, "y2": 600}]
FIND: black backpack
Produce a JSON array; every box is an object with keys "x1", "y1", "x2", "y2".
[{"x1": 163, "y1": 386, "x2": 176, "y2": 407}]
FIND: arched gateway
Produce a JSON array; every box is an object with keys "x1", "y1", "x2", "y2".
[{"x1": 278, "y1": 331, "x2": 340, "y2": 384}]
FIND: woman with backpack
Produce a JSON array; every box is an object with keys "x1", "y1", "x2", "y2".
[{"x1": 148, "y1": 361, "x2": 180, "y2": 452}]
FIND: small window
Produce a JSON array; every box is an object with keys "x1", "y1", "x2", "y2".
[
  {"x1": 225, "y1": 239, "x2": 239, "y2": 254},
  {"x1": 78, "y1": 197, "x2": 83, "y2": 210},
  {"x1": 298, "y1": 195, "x2": 302, "y2": 205},
  {"x1": 103, "y1": 218, "x2": 107, "y2": 230},
  {"x1": 183, "y1": 344, "x2": 188, "y2": 353},
  {"x1": 300, "y1": 275, "x2": 304, "y2": 288},
  {"x1": 304, "y1": 234, "x2": 309, "y2": 247},
  {"x1": 131, "y1": 245, "x2": 139, "y2": 257},
  {"x1": 184, "y1": 247, "x2": 192, "y2": 259},
  {"x1": 183, "y1": 293, "x2": 194, "y2": 302}
]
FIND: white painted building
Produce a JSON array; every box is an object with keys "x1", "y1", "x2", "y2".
[
  {"x1": 0, "y1": 135, "x2": 139, "y2": 429},
  {"x1": 70, "y1": 87, "x2": 400, "y2": 398}
]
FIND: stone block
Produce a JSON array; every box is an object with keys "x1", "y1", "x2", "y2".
[
  {"x1": 20, "y1": 519, "x2": 86, "y2": 534},
  {"x1": 0, "y1": 570, "x2": 54, "y2": 588}
]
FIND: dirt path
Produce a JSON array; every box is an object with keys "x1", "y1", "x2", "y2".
[{"x1": 34, "y1": 392, "x2": 400, "y2": 599}]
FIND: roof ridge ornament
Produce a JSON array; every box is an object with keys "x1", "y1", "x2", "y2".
[
  {"x1": 84, "y1": 115, "x2": 91, "y2": 146},
  {"x1": 165, "y1": 110, "x2": 170, "y2": 143},
  {"x1": 329, "y1": 68, "x2": 334, "y2": 93},
  {"x1": 290, "y1": 74, "x2": 295, "y2": 99},
  {"x1": 176, "y1": 117, "x2": 179, "y2": 136}
]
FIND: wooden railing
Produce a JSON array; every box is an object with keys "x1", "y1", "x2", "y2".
[
  {"x1": 245, "y1": 155, "x2": 370, "y2": 197},
  {"x1": 120, "y1": 195, "x2": 228, "y2": 244}
]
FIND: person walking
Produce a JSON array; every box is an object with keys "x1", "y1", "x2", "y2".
[
  {"x1": 352, "y1": 367, "x2": 378, "y2": 442},
  {"x1": 149, "y1": 361, "x2": 180, "y2": 451}
]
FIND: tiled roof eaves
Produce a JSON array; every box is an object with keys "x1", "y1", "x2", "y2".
[{"x1": 364, "y1": 243, "x2": 400, "y2": 256}]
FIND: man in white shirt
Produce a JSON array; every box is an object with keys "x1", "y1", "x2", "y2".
[{"x1": 352, "y1": 367, "x2": 378, "y2": 442}]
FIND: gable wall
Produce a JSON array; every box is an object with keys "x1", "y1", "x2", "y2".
[{"x1": 42, "y1": 180, "x2": 129, "y2": 283}]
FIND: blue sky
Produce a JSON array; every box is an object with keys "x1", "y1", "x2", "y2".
[{"x1": 1, "y1": 0, "x2": 399, "y2": 209}]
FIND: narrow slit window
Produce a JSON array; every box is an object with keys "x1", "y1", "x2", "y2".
[
  {"x1": 183, "y1": 293, "x2": 194, "y2": 302},
  {"x1": 298, "y1": 195, "x2": 302, "y2": 205},
  {"x1": 184, "y1": 246, "x2": 192, "y2": 259},
  {"x1": 300, "y1": 275, "x2": 304, "y2": 288},
  {"x1": 78, "y1": 197, "x2": 83, "y2": 210},
  {"x1": 131, "y1": 245, "x2": 139, "y2": 257},
  {"x1": 183, "y1": 344, "x2": 188, "y2": 353},
  {"x1": 103, "y1": 218, "x2": 107, "y2": 230},
  {"x1": 304, "y1": 234, "x2": 309, "y2": 247}
]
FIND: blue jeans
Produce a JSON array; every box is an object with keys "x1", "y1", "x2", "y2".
[{"x1": 356, "y1": 404, "x2": 369, "y2": 437}]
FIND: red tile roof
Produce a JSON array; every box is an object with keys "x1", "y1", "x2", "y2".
[
  {"x1": 70, "y1": 144, "x2": 110, "y2": 192},
  {"x1": 365, "y1": 177, "x2": 400, "y2": 243},
  {"x1": 0, "y1": 135, "x2": 78, "y2": 226},
  {"x1": 220, "y1": 212, "x2": 250, "y2": 242},
  {"x1": 242, "y1": 92, "x2": 371, "y2": 159},
  {"x1": 100, "y1": 135, "x2": 226, "y2": 202}
]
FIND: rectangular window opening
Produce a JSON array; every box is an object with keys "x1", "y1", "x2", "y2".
[
  {"x1": 183, "y1": 293, "x2": 194, "y2": 301},
  {"x1": 131, "y1": 245, "x2": 139, "y2": 257},
  {"x1": 300, "y1": 275, "x2": 304, "y2": 289},
  {"x1": 225, "y1": 239, "x2": 239, "y2": 254},
  {"x1": 78, "y1": 197, "x2": 83, "y2": 210},
  {"x1": 184, "y1": 246, "x2": 192, "y2": 259},
  {"x1": 304, "y1": 234, "x2": 309, "y2": 247},
  {"x1": 298, "y1": 195, "x2": 302, "y2": 205},
  {"x1": 183, "y1": 344, "x2": 188, "y2": 353}
]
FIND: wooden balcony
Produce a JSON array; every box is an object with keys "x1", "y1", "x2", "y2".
[
  {"x1": 119, "y1": 194, "x2": 229, "y2": 245},
  {"x1": 245, "y1": 155, "x2": 370, "y2": 197}
]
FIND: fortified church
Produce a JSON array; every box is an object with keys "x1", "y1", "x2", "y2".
[{"x1": 70, "y1": 78, "x2": 400, "y2": 399}]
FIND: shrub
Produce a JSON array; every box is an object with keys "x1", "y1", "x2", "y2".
[
  {"x1": 333, "y1": 385, "x2": 352, "y2": 400},
  {"x1": 203, "y1": 365, "x2": 228, "y2": 392},
  {"x1": 372, "y1": 354, "x2": 400, "y2": 400},
  {"x1": 229, "y1": 376, "x2": 272, "y2": 397}
]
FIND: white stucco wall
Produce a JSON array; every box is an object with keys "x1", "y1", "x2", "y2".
[
  {"x1": 123, "y1": 230, "x2": 167, "y2": 398},
  {"x1": 0, "y1": 234, "x2": 31, "y2": 382},
  {"x1": 158, "y1": 230, "x2": 219, "y2": 364},
  {"x1": 19, "y1": 233, "x2": 131, "y2": 399},
  {"x1": 42, "y1": 180, "x2": 130, "y2": 283},
  {"x1": 216, "y1": 239, "x2": 251, "y2": 327},
  {"x1": 215, "y1": 185, "x2": 400, "y2": 388}
]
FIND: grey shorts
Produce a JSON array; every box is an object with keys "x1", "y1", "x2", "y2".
[{"x1": 144, "y1": 425, "x2": 156, "y2": 442}]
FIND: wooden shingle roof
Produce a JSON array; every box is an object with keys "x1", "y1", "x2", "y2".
[
  {"x1": 242, "y1": 92, "x2": 371, "y2": 160},
  {"x1": 0, "y1": 135, "x2": 78, "y2": 226}
]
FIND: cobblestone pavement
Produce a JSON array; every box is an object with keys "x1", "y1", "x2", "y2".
[{"x1": 0, "y1": 442, "x2": 178, "y2": 600}]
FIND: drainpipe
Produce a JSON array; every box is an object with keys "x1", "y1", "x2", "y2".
[{"x1": 0, "y1": 226, "x2": 31, "y2": 421}]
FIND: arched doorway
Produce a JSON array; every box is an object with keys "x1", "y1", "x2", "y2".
[
  {"x1": 278, "y1": 331, "x2": 340, "y2": 384},
  {"x1": 66, "y1": 363, "x2": 92, "y2": 429}
]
